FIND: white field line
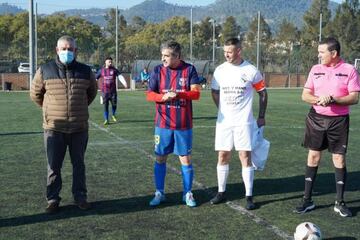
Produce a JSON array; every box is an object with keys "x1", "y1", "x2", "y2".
[{"x1": 89, "y1": 120, "x2": 293, "y2": 240}]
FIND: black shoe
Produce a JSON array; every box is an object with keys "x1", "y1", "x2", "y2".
[
  {"x1": 45, "y1": 202, "x2": 59, "y2": 214},
  {"x1": 245, "y1": 196, "x2": 255, "y2": 210},
  {"x1": 334, "y1": 200, "x2": 352, "y2": 217},
  {"x1": 210, "y1": 192, "x2": 226, "y2": 204},
  {"x1": 294, "y1": 198, "x2": 315, "y2": 214},
  {"x1": 75, "y1": 200, "x2": 91, "y2": 210}
]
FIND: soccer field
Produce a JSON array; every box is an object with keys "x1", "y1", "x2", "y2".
[{"x1": 0, "y1": 89, "x2": 359, "y2": 239}]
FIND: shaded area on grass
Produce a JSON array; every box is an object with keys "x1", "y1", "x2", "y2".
[
  {"x1": 0, "y1": 189, "x2": 209, "y2": 228},
  {"x1": 0, "y1": 131, "x2": 42, "y2": 136},
  {"x1": 2, "y1": 171, "x2": 359, "y2": 228}
]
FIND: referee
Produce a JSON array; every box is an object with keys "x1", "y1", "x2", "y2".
[{"x1": 295, "y1": 37, "x2": 360, "y2": 217}]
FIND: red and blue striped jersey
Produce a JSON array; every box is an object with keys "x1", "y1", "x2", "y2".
[
  {"x1": 148, "y1": 61, "x2": 200, "y2": 130},
  {"x1": 95, "y1": 66, "x2": 121, "y2": 94}
]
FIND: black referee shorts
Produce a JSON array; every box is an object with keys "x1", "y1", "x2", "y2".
[{"x1": 302, "y1": 108, "x2": 349, "y2": 154}]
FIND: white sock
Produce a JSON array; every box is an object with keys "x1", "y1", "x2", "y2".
[
  {"x1": 217, "y1": 164, "x2": 229, "y2": 192},
  {"x1": 242, "y1": 166, "x2": 255, "y2": 196}
]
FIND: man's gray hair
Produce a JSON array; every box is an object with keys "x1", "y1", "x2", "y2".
[
  {"x1": 57, "y1": 35, "x2": 76, "y2": 48},
  {"x1": 161, "y1": 41, "x2": 181, "y2": 58}
]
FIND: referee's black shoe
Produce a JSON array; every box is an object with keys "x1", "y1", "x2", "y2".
[
  {"x1": 294, "y1": 198, "x2": 315, "y2": 214},
  {"x1": 210, "y1": 192, "x2": 226, "y2": 204},
  {"x1": 334, "y1": 200, "x2": 352, "y2": 217}
]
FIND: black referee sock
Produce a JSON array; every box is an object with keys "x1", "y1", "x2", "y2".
[
  {"x1": 304, "y1": 166, "x2": 318, "y2": 200},
  {"x1": 335, "y1": 167, "x2": 347, "y2": 202}
]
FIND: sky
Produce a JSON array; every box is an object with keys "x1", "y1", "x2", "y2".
[{"x1": 1, "y1": 0, "x2": 345, "y2": 14}]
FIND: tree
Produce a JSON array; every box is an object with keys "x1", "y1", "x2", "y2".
[
  {"x1": 0, "y1": 14, "x2": 16, "y2": 61},
  {"x1": 123, "y1": 23, "x2": 160, "y2": 60},
  {"x1": 275, "y1": 18, "x2": 300, "y2": 72},
  {"x1": 302, "y1": 0, "x2": 331, "y2": 45},
  {"x1": 277, "y1": 19, "x2": 300, "y2": 48},
  {"x1": 131, "y1": 16, "x2": 146, "y2": 30},
  {"x1": 36, "y1": 14, "x2": 102, "y2": 64},
  {"x1": 103, "y1": 8, "x2": 129, "y2": 68},
  {"x1": 124, "y1": 17, "x2": 190, "y2": 62},
  {"x1": 220, "y1": 16, "x2": 241, "y2": 45},
  {"x1": 6, "y1": 12, "x2": 28, "y2": 61},
  {"x1": 329, "y1": 0, "x2": 360, "y2": 63},
  {"x1": 105, "y1": 8, "x2": 127, "y2": 36},
  {"x1": 243, "y1": 13, "x2": 272, "y2": 71},
  {"x1": 299, "y1": 0, "x2": 332, "y2": 72},
  {"x1": 193, "y1": 17, "x2": 215, "y2": 60}
]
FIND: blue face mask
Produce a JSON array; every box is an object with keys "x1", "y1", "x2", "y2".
[{"x1": 58, "y1": 50, "x2": 74, "y2": 64}]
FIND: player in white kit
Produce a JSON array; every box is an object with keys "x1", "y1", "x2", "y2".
[{"x1": 210, "y1": 38, "x2": 268, "y2": 210}]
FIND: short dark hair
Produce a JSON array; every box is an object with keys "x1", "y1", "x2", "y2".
[
  {"x1": 161, "y1": 41, "x2": 181, "y2": 58},
  {"x1": 320, "y1": 37, "x2": 341, "y2": 56},
  {"x1": 224, "y1": 38, "x2": 242, "y2": 49},
  {"x1": 105, "y1": 56, "x2": 113, "y2": 61}
]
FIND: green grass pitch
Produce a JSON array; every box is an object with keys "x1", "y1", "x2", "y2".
[{"x1": 0, "y1": 89, "x2": 359, "y2": 239}]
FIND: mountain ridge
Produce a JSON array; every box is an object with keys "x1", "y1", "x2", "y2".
[{"x1": 0, "y1": 0, "x2": 339, "y2": 30}]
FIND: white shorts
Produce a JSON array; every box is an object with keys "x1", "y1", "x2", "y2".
[{"x1": 215, "y1": 124, "x2": 253, "y2": 151}]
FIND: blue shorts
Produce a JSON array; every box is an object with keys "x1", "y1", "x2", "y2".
[{"x1": 154, "y1": 127, "x2": 192, "y2": 156}]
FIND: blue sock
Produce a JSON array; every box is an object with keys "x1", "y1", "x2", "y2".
[
  {"x1": 181, "y1": 164, "x2": 194, "y2": 195},
  {"x1": 154, "y1": 162, "x2": 166, "y2": 193},
  {"x1": 112, "y1": 106, "x2": 116, "y2": 116},
  {"x1": 103, "y1": 111, "x2": 109, "y2": 120}
]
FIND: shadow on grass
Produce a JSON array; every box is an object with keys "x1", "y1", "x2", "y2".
[
  {"x1": 0, "y1": 131, "x2": 43, "y2": 136},
  {"x1": 112, "y1": 118, "x2": 154, "y2": 124},
  {"x1": 115, "y1": 115, "x2": 216, "y2": 124},
  {"x1": 94, "y1": 115, "x2": 216, "y2": 125},
  {"x1": 204, "y1": 171, "x2": 360, "y2": 215},
  {"x1": 324, "y1": 238, "x2": 357, "y2": 240},
  {"x1": 1, "y1": 172, "x2": 358, "y2": 228},
  {"x1": 0, "y1": 190, "x2": 206, "y2": 228},
  {"x1": 193, "y1": 116, "x2": 217, "y2": 120}
]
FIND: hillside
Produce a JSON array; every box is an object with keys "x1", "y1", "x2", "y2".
[
  {"x1": 121, "y1": 0, "x2": 339, "y2": 30},
  {"x1": 0, "y1": 0, "x2": 340, "y2": 30},
  {"x1": 0, "y1": 3, "x2": 24, "y2": 15}
]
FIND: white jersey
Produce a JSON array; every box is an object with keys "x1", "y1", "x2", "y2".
[{"x1": 212, "y1": 60, "x2": 264, "y2": 127}]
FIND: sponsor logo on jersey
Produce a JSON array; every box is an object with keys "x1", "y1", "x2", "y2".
[
  {"x1": 179, "y1": 78, "x2": 187, "y2": 86},
  {"x1": 240, "y1": 75, "x2": 250, "y2": 83}
]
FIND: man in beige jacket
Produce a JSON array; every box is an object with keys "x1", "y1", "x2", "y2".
[{"x1": 30, "y1": 35, "x2": 97, "y2": 214}]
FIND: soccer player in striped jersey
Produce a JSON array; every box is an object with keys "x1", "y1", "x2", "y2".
[
  {"x1": 210, "y1": 38, "x2": 268, "y2": 210},
  {"x1": 146, "y1": 41, "x2": 201, "y2": 207},
  {"x1": 96, "y1": 57, "x2": 127, "y2": 125}
]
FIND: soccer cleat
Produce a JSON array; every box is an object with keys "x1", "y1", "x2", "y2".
[
  {"x1": 183, "y1": 191, "x2": 197, "y2": 207},
  {"x1": 210, "y1": 192, "x2": 226, "y2": 204},
  {"x1": 104, "y1": 120, "x2": 109, "y2": 125},
  {"x1": 334, "y1": 200, "x2": 352, "y2": 217},
  {"x1": 294, "y1": 198, "x2": 315, "y2": 214},
  {"x1": 245, "y1": 196, "x2": 256, "y2": 210},
  {"x1": 111, "y1": 115, "x2": 117, "y2": 122},
  {"x1": 149, "y1": 190, "x2": 165, "y2": 206},
  {"x1": 45, "y1": 201, "x2": 59, "y2": 214}
]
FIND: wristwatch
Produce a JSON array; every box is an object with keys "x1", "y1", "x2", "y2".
[{"x1": 330, "y1": 96, "x2": 336, "y2": 104}]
